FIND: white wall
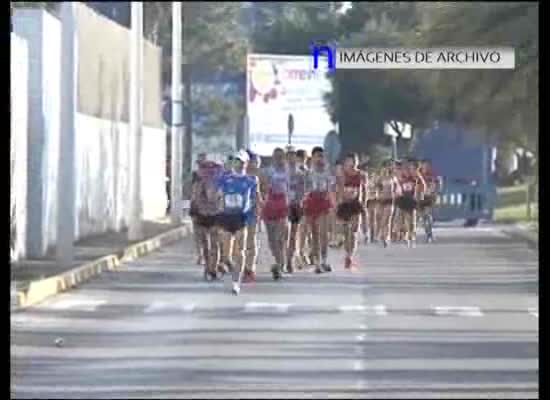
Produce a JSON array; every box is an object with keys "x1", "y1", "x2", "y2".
[
  {"x1": 13, "y1": 9, "x2": 60, "y2": 257},
  {"x1": 13, "y1": 9, "x2": 168, "y2": 257},
  {"x1": 10, "y1": 33, "x2": 29, "y2": 261},
  {"x1": 75, "y1": 114, "x2": 167, "y2": 240}
]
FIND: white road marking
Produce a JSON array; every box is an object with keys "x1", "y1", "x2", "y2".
[
  {"x1": 356, "y1": 334, "x2": 366, "y2": 342},
  {"x1": 144, "y1": 301, "x2": 168, "y2": 313},
  {"x1": 244, "y1": 302, "x2": 291, "y2": 313},
  {"x1": 353, "y1": 360, "x2": 364, "y2": 371},
  {"x1": 47, "y1": 299, "x2": 106, "y2": 311},
  {"x1": 144, "y1": 302, "x2": 195, "y2": 313},
  {"x1": 354, "y1": 381, "x2": 368, "y2": 390},
  {"x1": 434, "y1": 306, "x2": 483, "y2": 317},
  {"x1": 339, "y1": 304, "x2": 387, "y2": 315},
  {"x1": 528, "y1": 308, "x2": 538, "y2": 318},
  {"x1": 181, "y1": 303, "x2": 196, "y2": 312}
]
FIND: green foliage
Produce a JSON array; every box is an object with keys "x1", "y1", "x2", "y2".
[
  {"x1": 249, "y1": 2, "x2": 538, "y2": 159},
  {"x1": 412, "y1": 2, "x2": 538, "y2": 154}
]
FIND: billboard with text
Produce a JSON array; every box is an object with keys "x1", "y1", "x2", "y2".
[{"x1": 247, "y1": 53, "x2": 334, "y2": 156}]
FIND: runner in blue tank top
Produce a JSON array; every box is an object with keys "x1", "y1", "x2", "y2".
[{"x1": 217, "y1": 150, "x2": 256, "y2": 295}]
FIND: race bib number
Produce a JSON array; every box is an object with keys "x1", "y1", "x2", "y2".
[
  {"x1": 224, "y1": 193, "x2": 243, "y2": 208},
  {"x1": 288, "y1": 190, "x2": 296, "y2": 201},
  {"x1": 313, "y1": 180, "x2": 328, "y2": 191},
  {"x1": 344, "y1": 186, "x2": 359, "y2": 197}
]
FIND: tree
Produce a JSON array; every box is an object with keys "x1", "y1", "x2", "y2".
[
  {"x1": 144, "y1": 2, "x2": 249, "y2": 173},
  {"x1": 413, "y1": 2, "x2": 538, "y2": 155},
  {"x1": 325, "y1": 2, "x2": 436, "y2": 155},
  {"x1": 250, "y1": 2, "x2": 341, "y2": 55}
]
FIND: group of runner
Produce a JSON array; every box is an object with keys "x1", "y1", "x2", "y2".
[{"x1": 189, "y1": 146, "x2": 440, "y2": 295}]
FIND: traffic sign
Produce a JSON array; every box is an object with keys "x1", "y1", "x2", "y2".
[{"x1": 384, "y1": 120, "x2": 412, "y2": 139}]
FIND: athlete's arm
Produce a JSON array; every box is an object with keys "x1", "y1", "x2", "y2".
[
  {"x1": 260, "y1": 169, "x2": 271, "y2": 199},
  {"x1": 416, "y1": 172, "x2": 426, "y2": 199},
  {"x1": 361, "y1": 172, "x2": 368, "y2": 206},
  {"x1": 304, "y1": 171, "x2": 313, "y2": 194},
  {"x1": 391, "y1": 177, "x2": 398, "y2": 200},
  {"x1": 335, "y1": 169, "x2": 344, "y2": 204},
  {"x1": 328, "y1": 173, "x2": 337, "y2": 206},
  {"x1": 254, "y1": 176, "x2": 264, "y2": 209}
]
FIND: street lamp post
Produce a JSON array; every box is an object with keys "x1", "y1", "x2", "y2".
[
  {"x1": 170, "y1": 2, "x2": 183, "y2": 223},
  {"x1": 288, "y1": 113, "x2": 294, "y2": 146},
  {"x1": 128, "y1": 2, "x2": 144, "y2": 240}
]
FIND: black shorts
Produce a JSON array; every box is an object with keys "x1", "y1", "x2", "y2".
[
  {"x1": 396, "y1": 194, "x2": 417, "y2": 212},
  {"x1": 336, "y1": 199, "x2": 363, "y2": 222},
  {"x1": 288, "y1": 204, "x2": 303, "y2": 224},
  {"x1": 217, "y1": 213, "x2": 247, "y2": 234},
  {"x1": 366, "y1": 199, "x2": 378, "y2": 209},
  {"x1": 194, "y1": 214, "x2": 219, "y2": 229}
]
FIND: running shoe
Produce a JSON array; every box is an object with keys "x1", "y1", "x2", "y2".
[
  {"x1": 344, "y1": 256, "x2": 352, "y2": 270},
  {"x1": 204, "y1": 269, "x2": 217, "y2": 281},
  {"x1": 314, "y1": 265, "x2": 323, "y2": 274},
  {"x1": 217, "y1": 263, "x2": 227, "y2": 276},
  {"x1": 271, "y1": 264, "x2": 282, "y2": 280},
  {"x1": 242, "y1": 270, "x2": 256, "y2": 283},
  {"x1": 286, "y1": 262, "x2": 294, "y2": 274},
  {"x1": 321, "y1": 263, "x2": 332, "y2": 272},
  {"x1": 232, "y1": 282, "x2": 240, "y2": 295}
]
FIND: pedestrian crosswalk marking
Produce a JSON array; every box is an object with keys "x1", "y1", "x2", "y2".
[
  {"x1": 339, "y1": 304, "x2": 387, "y2": 315},
  {"x1": 356, "y1": 334, "x2": 367, "y2": 341},
  {"x1": 433, "y1": 306, "x2": 483, "y2": 317},
  {"x1": 244, "y1": 302, "x2": 291, "y2": 313},
  {"x1": 46, "y1": 299, "x2": 106, "y2": 311},
  {"x1": 144, "y1": 302, "x2": 195, "y2": 313}
]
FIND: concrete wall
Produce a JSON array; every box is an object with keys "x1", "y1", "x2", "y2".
[
  {"x1": 13, "y1": 9, "x2": 61, "y2": 258},
  {"x1": 13, "y1": 6, "x2": 167, "y2": 258},
  {"x1": 10, "y1": 33, "x2": 29, "y2": 261},
  {"x1": 75, "y1": 114, "x2": 167, "y2": 238}
]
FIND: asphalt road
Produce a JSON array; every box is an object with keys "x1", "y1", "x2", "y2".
[{"x1": 11, "y1": 223, "x2": 539, "y2": 399}]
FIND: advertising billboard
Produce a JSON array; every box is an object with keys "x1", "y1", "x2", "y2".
[{"x1": 247, "y1": 53, "x2": 334, "y2": 156}]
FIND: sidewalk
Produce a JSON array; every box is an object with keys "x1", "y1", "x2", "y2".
[{"x1": 11, "y1": 217, "x2": 193, "y2": 307}]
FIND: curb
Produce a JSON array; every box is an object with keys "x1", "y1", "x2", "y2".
[{"x1": 14, "y1": 223, "x2": 193, "y2": 310}]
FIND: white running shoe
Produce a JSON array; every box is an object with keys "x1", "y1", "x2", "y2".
[{"x1": 232, "y1": 282, "x2": 240, "y2": 295}]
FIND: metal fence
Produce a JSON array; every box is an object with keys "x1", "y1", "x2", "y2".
[{"x1": 433, "y1": 179, "x2": 497, "y2": 222}]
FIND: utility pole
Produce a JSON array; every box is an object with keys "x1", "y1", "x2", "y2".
[
  {"x1": 128, "y1": 2, "x2": 144, "y2": 240},
  {"x1": 392, "y1": 136, "x2": 398, "y2": 160},
  {"x1": 56, "y1": 1, "x2": 77, "y2": 267},
  {"x1": 170, "y1": 1, "x2": 183, "y2": 223},
  {"x1": 287, "y1": 113, "x2": 294, "y2": 146}
]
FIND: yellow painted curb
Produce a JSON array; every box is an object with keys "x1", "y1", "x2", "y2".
[{"x1": 15, "y1": 223, "x2": 192, "y2": 309}]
